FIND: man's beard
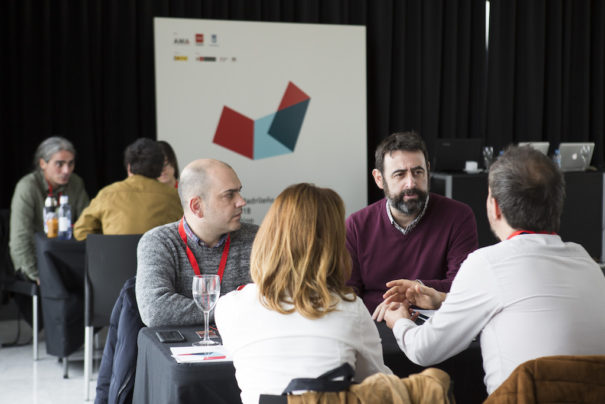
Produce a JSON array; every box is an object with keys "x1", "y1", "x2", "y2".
[{"x1": 384, "y1": 182, "x2": 428, "y2": 216}]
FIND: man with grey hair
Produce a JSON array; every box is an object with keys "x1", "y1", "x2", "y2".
[
  {"x1": 377, "y1": 146, "x2": 605, "y2": 395},
  {"x1": 10, "y1": 136, "x2": 90, "y2": 283},
  {"x1": 136, "y1": 159, "x2": 258, "y2": 327}
]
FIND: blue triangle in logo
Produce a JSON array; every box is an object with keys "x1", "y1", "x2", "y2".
[{"x1": 253, "y1": 113, "x2": 294, "y2": 160}]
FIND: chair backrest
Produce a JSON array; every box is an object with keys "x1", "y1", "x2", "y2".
[
  {"x1": 85, "y1": 234, "x2": 142, "y2": 327},
  {"x1": 260, "y1": 363, "x2": 354, "y2": 404},
  {"x1": 260, "y1": 368, "x2": 453, "y2": 404},
  {"x1": 484, "y1": 355, "x2": 605, "y2": 404},
  {"x1": 0, "y1": 209, "x2": 37, "y2": 297},
  {"x1": 0, "y1": 209, "x2": 15, "y2": 283}
]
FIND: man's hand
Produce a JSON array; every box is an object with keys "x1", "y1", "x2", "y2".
[
  {"x1": 383, "y1": 302, "x2": 414, "y2": 329},
  {"x1": 372, "y1": 301, "x2": 392, "y2": 322},
  {"x1": 374, "y1": 278, "x2": 429, "y2": 321},
  {"x1": 373, "y1": 299, "x2": 417, "y2": 322},
  {"x1": 404, "y1": 283, "x2": 446, "y2": 310},
  {"x1": 382, "y1": 279, "x2": 418, "y2": 305}
]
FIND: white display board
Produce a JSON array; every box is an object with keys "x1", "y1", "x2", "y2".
[{"x1": 155, "y1": 18, "x2": 367, "y2": 224}]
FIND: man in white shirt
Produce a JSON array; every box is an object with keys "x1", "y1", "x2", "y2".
[{"x1": 376, "y1": 145, "x2": 605, "y2": 395}]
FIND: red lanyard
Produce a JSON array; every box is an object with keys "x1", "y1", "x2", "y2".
[
  {"x1": 507, "y1": 230, "x2": 556, "y2": 240},
  {"x1": 178, "y1": 217, "x2": 231, "y2": 282},
  {"x1": 46, "y1": 182, "x2": 62, "y2": 199}
]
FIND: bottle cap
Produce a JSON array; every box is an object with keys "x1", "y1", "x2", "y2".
[
  {"x1": 45, "y1": 196, "x2": 56, "y2": 207},
  {"x1": 60, "y1": 195, "x2": 69, "y2": 204}
]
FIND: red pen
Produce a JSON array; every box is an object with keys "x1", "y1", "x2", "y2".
[
  {"x1": 204, "y1": 356, "x2": 227, "y2": 360},
  {"x1": 179, "y1": 352, "x2": 227, "y2": 360}
]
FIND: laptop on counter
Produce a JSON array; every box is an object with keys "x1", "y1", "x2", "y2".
[
  {"x1": 518, "y1": 141, "x2": 550, "y2": 155},
  {"x1": 432, "y1": 138, "x2": 483, "y2": 172},
  {"x1": 559, "y1": 142, "x2": 594, "y2": 172}
]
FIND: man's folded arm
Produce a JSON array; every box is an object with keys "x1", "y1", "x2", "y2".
[
  {"x1": 394, "y1": 253, "x2": 498, "y2": 366},
  {"x1": 136, "y1": 232, "x2": 203, "y2": 327}
]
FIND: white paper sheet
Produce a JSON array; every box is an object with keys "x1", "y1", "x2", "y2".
[{"x1": 170, "y1": 345, "x2": 232, "y2": 363}]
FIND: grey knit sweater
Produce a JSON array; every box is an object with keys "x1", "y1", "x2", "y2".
[{"x1": 135, "y1": 221, "x2": 258, "y2": 327}]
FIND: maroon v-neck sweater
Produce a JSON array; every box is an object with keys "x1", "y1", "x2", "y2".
[{"x1": 346, "y1": 193, "x2": 478, "y2": 313}]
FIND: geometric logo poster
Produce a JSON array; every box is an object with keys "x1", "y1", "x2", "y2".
[
  {"x1": 155, "y1": 18, "x2": 367, "y2": 225},
  {"x1": 212, "y1": 82, "x2": 310, "y2": 160}
]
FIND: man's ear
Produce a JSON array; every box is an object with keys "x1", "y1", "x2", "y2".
[
  {"x1": 372, "y1": 169, "x2": 385, "y2": 190},
  {"x1": 39, "y1": 158, "x2": 47, "y2": 170},
  {"x1": 493, "y1": 198, "x2": 502, "y2": 218},
  {"x1": 189, "y1": 196, "x2": 204, "y2": 218},
  {"x1": 126, "y1": 164, "x2": 133, "y2": 177},
  {"x1": 487, "y1": 192, "x2": 502, "y2": 221}
]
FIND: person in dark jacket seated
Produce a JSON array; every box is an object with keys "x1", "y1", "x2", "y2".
[{"x1": 95, "y1": 277, "x2": 144, "y2": 404}]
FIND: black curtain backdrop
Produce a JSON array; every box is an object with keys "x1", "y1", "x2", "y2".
[
  {"x1": 1, "y1": 0, "x2": 602, "y2": 210},
  {"x1": 486, "y1": 0, "x2": 605, "y2": 163}
]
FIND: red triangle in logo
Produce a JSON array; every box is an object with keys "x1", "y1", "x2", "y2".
[{"x1": 277, "y1": 82, "x2": 310, "y2": 111}]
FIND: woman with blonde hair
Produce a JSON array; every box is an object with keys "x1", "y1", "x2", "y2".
[{"x1": 215, "y1": 183, "x2": 391, "y2": 404}]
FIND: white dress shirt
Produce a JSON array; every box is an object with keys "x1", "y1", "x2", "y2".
[
  {"x1": 393, "y1": 234, "x2": 605, "y2": 394},
  {"x1": 215, "y1": 284, "x2": 392, "y2": 404}
]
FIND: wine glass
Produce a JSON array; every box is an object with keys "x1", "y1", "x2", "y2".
[
  {"x1": 580, "y1": 144, "x2": 592, "y2": 168},
  {"x1": 482, "y1": 146, "x2": 494, "y2": 171},
  {"x1": 192, "y1": 274, "x2": 220, "y2": 346}
]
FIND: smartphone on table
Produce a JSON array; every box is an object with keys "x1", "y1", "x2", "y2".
[{"x1": 156, "y1": 330, "x2": 186, "y2": 343}]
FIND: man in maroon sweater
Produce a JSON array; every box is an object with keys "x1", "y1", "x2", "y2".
[{"x1": 346, "y1": 131, "x2": 478, "y2": 313}]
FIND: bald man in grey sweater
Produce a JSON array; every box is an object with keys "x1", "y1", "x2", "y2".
[{"x1": 136, "y1": 159, "x2": 258, "y2": 327}]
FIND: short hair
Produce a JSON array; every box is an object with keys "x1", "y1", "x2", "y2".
[
  {"x1": 33, "y1": 136, "x2": 76, "y2": 170},
  {"x1": 177, "y1": 160, "x2": 233, "y2": 210},
  {"x1": 488, "y1": 145, "x2": 565, "y2": 233},
  {"x1": 123, "y1": 138, "x2": 164, "y2": 178},
  {"x1": 157, "y1": 140, "x2": 179, "y2": 180},
  {"x1": 250, "y1": 183, "x2": 355, "y2": 319},
  {"x1": 375, "y1": 131, "x2": 429, "y2": 173}
]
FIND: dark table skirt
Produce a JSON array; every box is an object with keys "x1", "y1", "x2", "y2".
[
  {"x1": 133, "y1": 321, "x2": 486, "y2": 404},
  {"x1": 35, "y1": 233, "x2": 86, "y2": 358}
]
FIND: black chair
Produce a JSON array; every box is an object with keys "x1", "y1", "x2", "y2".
[
  {"x1": 35, "y1": 233, "x2": 86, "y2": 378},
  {"x1": 259, "y1": 365, "x2": 454, "y2": 404},
  {"x1": 259, "y1": 363, "x2": 354, "y2": 404},
  {"x1": 84, "y1": 233, "x2": 142, "y2": 401},
  {"x1": 0, "y1": 209, "x2": 41, "y2": 360}
]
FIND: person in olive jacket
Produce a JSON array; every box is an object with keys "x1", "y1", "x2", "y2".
[
  {"x1": 10, "y1": 136, "x2": 89, "y2": 283},
  {"x1": 73, "y1": 138, "x2": 182, "y2": 241}
]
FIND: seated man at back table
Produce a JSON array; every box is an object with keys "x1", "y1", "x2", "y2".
[
  {"x1": 73, "y1": 138, "x2": 183, "y2": 240},
  {"x1": 9, "y1": 136, "x2": 89, "y2": 327},
  {"x1": 346, "y1": 131, "x2": 478, "y2": 313},
  {"x1": 136, "y1": 159, "x2": 258, "y2": 327},
  {"x1": 10, "y1": 136, "x2": 89, "y2": 284},
  {"x1": 378, "y1": 146, "x2": 605, "y2": 395}
]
